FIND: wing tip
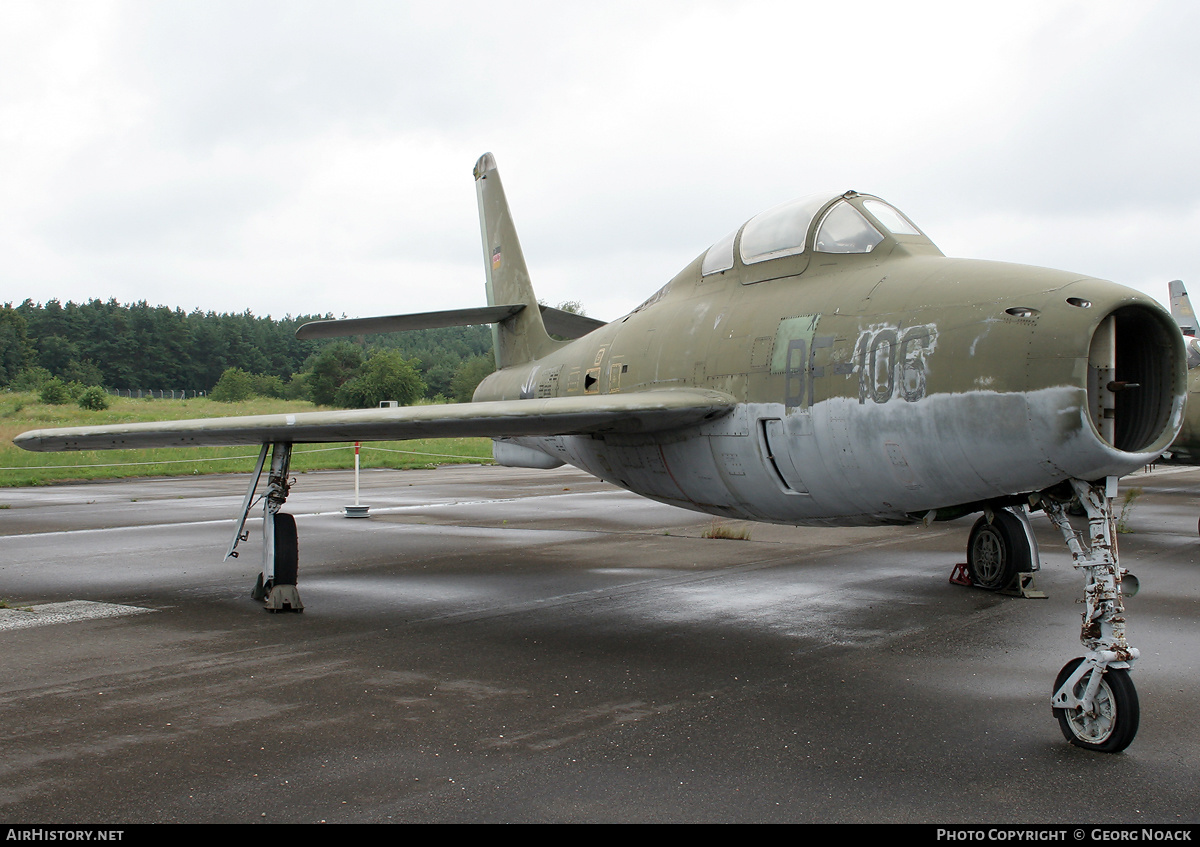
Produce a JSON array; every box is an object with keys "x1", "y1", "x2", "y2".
[{"x1": 13, "y1": 430, "x2": 46, "y2": 452}]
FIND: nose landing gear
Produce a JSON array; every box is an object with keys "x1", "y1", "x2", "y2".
[{"x1": 1042, "y1": 477, "x2": 1138, "y2": 753}]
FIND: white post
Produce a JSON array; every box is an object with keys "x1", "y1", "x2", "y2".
[{"x1": 343, "y1": 441, "x2": 370, "y2": 518}]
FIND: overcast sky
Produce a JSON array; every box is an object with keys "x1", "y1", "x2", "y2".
[{"x1": 2, "y1": 0, "x2": 1197, "y2": 322}]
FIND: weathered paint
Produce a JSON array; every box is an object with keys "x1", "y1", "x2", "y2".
[{"x1": 470, "y1": 168, "x2": 1183, "y2": 529}]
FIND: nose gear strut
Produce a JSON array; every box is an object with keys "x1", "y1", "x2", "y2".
[{"x1": 1041, "y1": 477, "x2": 1139, "y2": 752}]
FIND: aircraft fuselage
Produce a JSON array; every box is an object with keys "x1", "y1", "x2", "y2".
[{"x1": 478, "y1": 227, "x2": 1183, "y2": 527}]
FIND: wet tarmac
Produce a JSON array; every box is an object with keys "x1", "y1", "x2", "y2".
[{"x1": 0, "y1": 463, "x2": 1198, "y2": 823}]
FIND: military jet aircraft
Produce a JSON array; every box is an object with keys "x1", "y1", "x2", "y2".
[
  {"x1": 1152, "y1": 279, "x2": 1200, "y2": 539},
  {"x1": 1163, "y1": 280, "x2": 1200, "y2": 469},
  {"x1": 15, "y1": 154, "x2": 1186, "y2": 753}
]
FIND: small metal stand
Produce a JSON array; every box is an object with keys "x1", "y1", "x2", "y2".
[{"x1": 342, "y1": 441, "x2": 371, "y2": 518}]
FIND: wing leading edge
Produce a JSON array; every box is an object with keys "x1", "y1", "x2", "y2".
[{"x1": 14, "y1": 388, "x2": 736, "y2": 452}]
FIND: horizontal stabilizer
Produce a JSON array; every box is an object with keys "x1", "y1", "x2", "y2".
[
  {"x1": 15, "y1": 389, "x2": 736, "y2": 452},
  {"x1": 539, "y1": 306, "x2": 606, "y2": 338},
  {"x1": 296, "y1": 305, "x2": 525, "y2": 339},
  {"x1": 295, "y1": 304, "x2": 606, "y2": 340}
]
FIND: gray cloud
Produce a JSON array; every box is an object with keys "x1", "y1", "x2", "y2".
[{"x1": 1, "y1": 0, "x2": 1196, "y2": 322}]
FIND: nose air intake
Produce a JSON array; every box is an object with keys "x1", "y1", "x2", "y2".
[{"x1": 1088, "y1": 305, "x2": 1181, "y2": 453}]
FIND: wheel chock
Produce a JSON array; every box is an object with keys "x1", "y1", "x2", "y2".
[
  {"x1": 1002, "y1": 572, "x2": 1046, "y2": 599},
  {"x1": 264, "y1": 585, "x2": 304, "y2": 613},
  {"x1": 949, "y1": 562, "x2": 971, "y2": 586},
  {"x1": 950, "y1": 564, "x2": 1044, "y2": 597}
]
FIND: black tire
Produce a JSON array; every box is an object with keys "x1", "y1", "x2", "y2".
[
  {"x1": 1052, "y1": 657, "x2": 1139, "y2": 753},
  {"x1": 272, "y1": 512, "x2": 299, "y2": 587},
  {"x1": 966, "y1": 510, "x2": 1030, "y2": 591}
]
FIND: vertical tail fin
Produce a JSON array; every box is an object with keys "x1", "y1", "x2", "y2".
[
  {"x1": 1169, "y1": 280, "x2": 1195, "y2": 337},
  {"x1": 473, "y1": 153, "x2": 557, "y2": 368}
]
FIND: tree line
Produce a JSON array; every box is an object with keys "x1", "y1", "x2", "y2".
[{"x1": 1, "y1": 298, "x2": 496, "y2": 407}]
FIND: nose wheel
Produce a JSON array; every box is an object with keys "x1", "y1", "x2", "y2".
[{"x1": 1052, "y1": 656, "x2": 1139, "y2": 753}]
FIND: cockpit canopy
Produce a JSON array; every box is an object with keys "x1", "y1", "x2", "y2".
[{"x1": 701, "y1": 191, "x2": 925, "y2": 277}]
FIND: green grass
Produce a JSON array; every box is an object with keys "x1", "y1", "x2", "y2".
[
  {"x1": 701, "y1": 520, "x2": 753, "y2": 540},
  {"x1": 0, "y1": 392, "x2": 493, "y2": 487},
  {"x1": 1116, "y1": 486, "x2": 1144, "y2": 534}
]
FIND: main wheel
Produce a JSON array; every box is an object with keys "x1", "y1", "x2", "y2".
[
  {"x1": 1052, "y1": 657, "x2": 1139, "y2": 753},
  {"x1": 272, "y1": 512, "x2": 299, "y2": 587},
  {"x1": 966, "y1": 510, "x2": 1030, "y2": 591}
]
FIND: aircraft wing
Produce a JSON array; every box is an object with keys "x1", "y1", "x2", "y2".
[{"x1": 14, "y1": 388, "x2": 735, "y2": 452}]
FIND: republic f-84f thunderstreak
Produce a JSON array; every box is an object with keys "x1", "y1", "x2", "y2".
[{"x1": 16, "y1": 154, "x2": 1186, "y2": 753}]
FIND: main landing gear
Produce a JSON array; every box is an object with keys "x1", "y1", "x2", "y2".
[
  {"x1": 963, "y1": 478, "x2": 1140, "y2": 752},
  {"x1": 227, "y1": 442, "x2": 304, "y2": 613},
  {"x1": 965, "y1": 507, "x2": 1036, "y2": 592}
]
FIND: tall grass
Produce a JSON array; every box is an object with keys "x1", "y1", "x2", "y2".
[{"x1": 0, "y1": 392, "x2": 493, "y2": 487}]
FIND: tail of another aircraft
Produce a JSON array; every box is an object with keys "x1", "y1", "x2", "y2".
[
  {"x1": 1169, "y1": 280, "x2": 1196, "y2": 337},
  {"x1": 474, "y1": 153, "x2": 558, "y2": 368}
]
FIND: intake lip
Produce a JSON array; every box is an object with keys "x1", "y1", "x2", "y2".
[{"x1": 1088, "y1": 304, "x2": 1183, "y2": 454}]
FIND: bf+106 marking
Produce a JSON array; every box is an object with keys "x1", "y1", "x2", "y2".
[{"x1": 776, "y1": 317, "x2": 937, "y2": 410}]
